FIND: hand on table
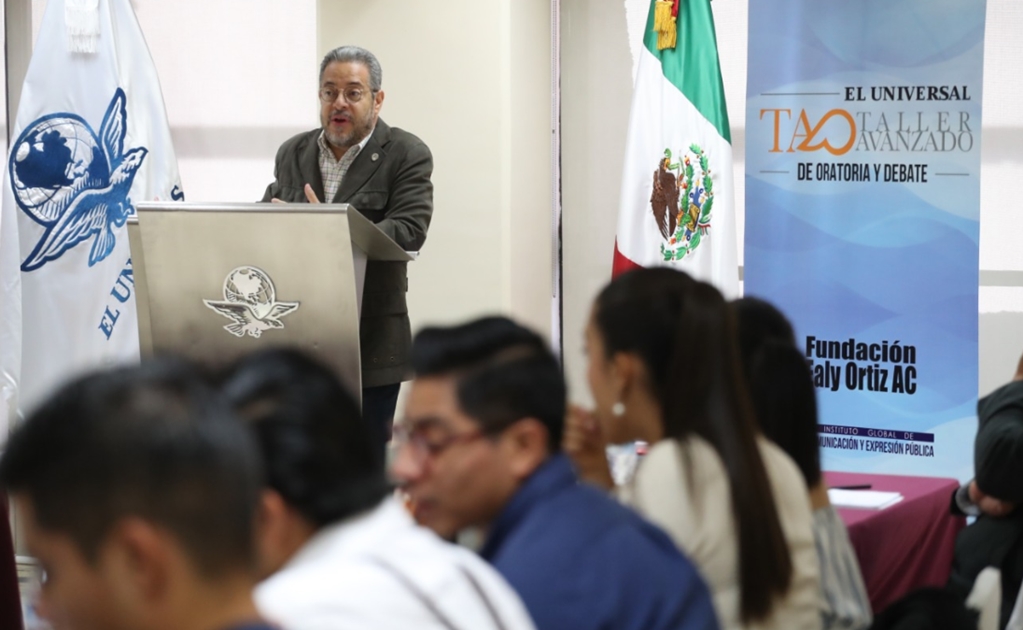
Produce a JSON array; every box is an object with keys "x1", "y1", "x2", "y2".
[
  {"x1": 563, "y1": 405, "x2": 614, "y2": 490},
  {"x1": 969, "y1": 480, "x2": 1016, "y2": 517}
]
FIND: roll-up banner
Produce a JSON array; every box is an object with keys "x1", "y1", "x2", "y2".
[{"x1": 744, "y1": 0, "x2": 987, "y2": 478}]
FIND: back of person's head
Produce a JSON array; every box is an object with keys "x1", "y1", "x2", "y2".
[
  {"x1": 592, "y1": 268, "x2": 793, "y2": 623},
  {"x1": 393, "y1": 316, "x2": 565, "y2": 539},
  {"x1": 411, "y1": 316, "x2": 565, "y2": 451},
  {"x1": 731, "y1": 298, "x2": 822, "y2": 489},
  {"x1": 731, "y1": 296, "x2": 796, "y2": 380},
  {"x1": 746, "y1": 340, "x2": 822, "y2": 488},
  {"x1": 0, "y1": 360, "x2": 261, "y2": 628},
  {"x1": 220, "y1": 348, "x2": 390, "y2": 528}
]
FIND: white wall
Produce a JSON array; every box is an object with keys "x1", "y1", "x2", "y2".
[
  {"x1": 561, "y1": 0, "x2": 1023, "y2": 407},
  {"x1": 974, "y1": 3, "x2": 1023, "y2": 395},
  {"x1": 560, "y1": 0, "x2": 631, "y2": 405},
  {"x1": 139, "y1": 0, "x2": 317, "y2": 203},
  {"x1": 30, "y1": 0, "x2": 317, "y2": 204}
]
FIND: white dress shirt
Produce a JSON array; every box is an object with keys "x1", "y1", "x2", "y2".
[{"x1": 256, "y1": 496, "x2": 537, "y2": 630}]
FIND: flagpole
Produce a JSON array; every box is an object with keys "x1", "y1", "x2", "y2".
[
  {"x1": 550, "y1": 0, "x2": 563, "y2": 362},
  {"x1": 3, "y1": 0, "x2": 33, "y2": 144}
]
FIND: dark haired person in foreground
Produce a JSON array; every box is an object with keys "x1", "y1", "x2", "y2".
[
  {"x1": 222, "y1": 348, "x2": 536, "y2": 630},
  {"x1": 733, "y1": 296, "x2": 871, "y2": 630},
  {"x1": 947, "y1": 349, "x2": 1023, "y2": 629},
  {"x1": 0, "y1": 361, "x2": 272, "y2": 630},
  {"x1": 392, "y1": 316, "x2": 718, "y2": 630},
  {"x1": 566, "y1": 269, "x2": 819, "y2": 630}
]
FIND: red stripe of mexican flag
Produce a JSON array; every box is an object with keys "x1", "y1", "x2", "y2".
[{"x1": 613, "y1": 0, "x2": 738, "y2": 298}]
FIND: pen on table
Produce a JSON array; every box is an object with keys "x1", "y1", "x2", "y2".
[{"x1": 830, "y1": 484, "x2": 872, "y2": 490}]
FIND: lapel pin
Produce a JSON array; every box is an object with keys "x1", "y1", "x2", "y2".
[{"x1": 371, "y1": 153, "x2": 379, "y2": 161}]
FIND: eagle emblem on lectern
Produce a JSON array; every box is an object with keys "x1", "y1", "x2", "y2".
[{"x1": 204, "y1": 266, "x2": 300, "y2": 338}]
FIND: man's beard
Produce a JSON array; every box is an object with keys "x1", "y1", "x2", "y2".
[{"x1": 324, "y1": 110, "x2": 374, "y2": 151}]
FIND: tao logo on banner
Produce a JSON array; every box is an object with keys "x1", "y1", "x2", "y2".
[{"x1": 760, "y1": 108, "x2": 857, "y2": 156}]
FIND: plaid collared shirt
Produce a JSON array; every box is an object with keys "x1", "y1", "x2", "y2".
[{"x1": 317, "y1": 128, "x2": 373, "y2": 202}]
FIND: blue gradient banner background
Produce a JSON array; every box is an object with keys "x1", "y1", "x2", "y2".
[{"x1": 744, "y1": 0, "x2": 987, "y2": 479}]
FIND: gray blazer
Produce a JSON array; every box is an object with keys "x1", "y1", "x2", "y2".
[{"x1": 262, "y1": 119, "x2": 433, "y2": 387}]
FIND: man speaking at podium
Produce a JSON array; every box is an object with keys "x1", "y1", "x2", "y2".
[{"x1": 263, "y1": 45, "x2": 434, "y2": 448}]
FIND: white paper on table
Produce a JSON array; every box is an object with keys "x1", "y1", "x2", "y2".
[{"x1": 828, "y1": 489, "x2": 904, "y2": 510}]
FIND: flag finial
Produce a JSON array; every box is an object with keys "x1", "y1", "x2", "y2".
[{"x1": 653, "y1": 0, "x2": 681, "y2": 50}]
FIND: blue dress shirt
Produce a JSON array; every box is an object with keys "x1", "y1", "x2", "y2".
[{"x1": 480, "y1": 454, "x2": 720, "y2": 630}]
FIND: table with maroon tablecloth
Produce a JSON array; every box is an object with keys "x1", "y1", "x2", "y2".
[{"x1": 823, "y1": 471, "x2": 966, "y2": 614}]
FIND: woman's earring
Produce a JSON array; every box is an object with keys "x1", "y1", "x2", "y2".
[{"x1": 612, "y1": 402, "x2": 626, "y2": 417}]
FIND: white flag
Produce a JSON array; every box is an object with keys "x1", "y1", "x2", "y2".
[{"x1": 0, "y1": 0, "x2": 183, "y2": 436}]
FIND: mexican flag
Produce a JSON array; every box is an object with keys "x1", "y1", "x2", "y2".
[{"x1": 613, "y1": 0, "x2": 738, "y2": 298}]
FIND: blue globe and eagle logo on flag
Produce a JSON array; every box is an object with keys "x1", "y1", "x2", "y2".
[{"x1": 9, "y1": 88, "x2": 147, "y2": 272}]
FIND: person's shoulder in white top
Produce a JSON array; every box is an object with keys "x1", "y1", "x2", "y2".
[
  {"x1": 256, "y1": 496, "x2": 537, "y2": 630},
  {"x1": 621, "y1": 436, "x2": 821, "y2": 630},
  {"x1": 756, "y1": 437, "x2": 822, "y2": 630}
]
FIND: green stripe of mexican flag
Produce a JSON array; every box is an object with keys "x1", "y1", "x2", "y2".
[{"x1": 614, "y1": 0, "x2": 738, "y2": 298}]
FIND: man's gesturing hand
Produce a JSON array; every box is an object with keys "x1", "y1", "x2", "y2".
[{"x1": 270, "y1": 184, "x2": 322, "y2": 204}]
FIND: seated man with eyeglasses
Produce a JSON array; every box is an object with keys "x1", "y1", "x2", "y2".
[
  {"x1": 221, "y1": 348, "x2": 536, "y2": 630},
  {"x1": 391, "y1": 317, "x2": 719, "y2": 630},
  {"x1": 262, "y1": 44, "x2": 433, "y2": 456}
]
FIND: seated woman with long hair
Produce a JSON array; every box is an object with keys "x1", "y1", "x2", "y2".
[
  {"x1": 733, "y1": 297, "x2": 871, "y2": 630},
  {"x1": 567, "y1": 268, "x2": 820, "y2": 630}
]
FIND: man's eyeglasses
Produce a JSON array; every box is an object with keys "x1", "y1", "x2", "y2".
[
  {"x1": 392, "y1": 423, "x2": 488, "y2": 462},
  {"x1": 319, "y1": 86, "x2": 373, "y2": 105}
]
